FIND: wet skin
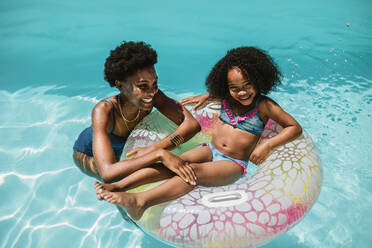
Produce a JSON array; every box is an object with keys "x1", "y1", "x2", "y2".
[
  {"x1": 74, "y1": 66, "x2": 201, "y2": 183},
  {"x1": 94, "y1": 67, "x2": 302, "y2": 220}
]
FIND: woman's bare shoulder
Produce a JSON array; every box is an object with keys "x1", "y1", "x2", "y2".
[{"x1": 92, "y1": 96, "x2": 117, "y2": 121}]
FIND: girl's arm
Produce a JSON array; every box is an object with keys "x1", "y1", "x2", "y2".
[
  {"x1": 250, "y1": 97, "x2": 302, "y2": 165},
  {"x1": 180, "y1": 93, "x2": 211, "y2": 110},
  {"x1": 180, "y1": 93, "x2": 222, "y2": 110}
]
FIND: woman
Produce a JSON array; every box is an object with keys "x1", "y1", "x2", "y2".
[{"x1": 73, "y1": 41, "x2": 200, "y2": 183}]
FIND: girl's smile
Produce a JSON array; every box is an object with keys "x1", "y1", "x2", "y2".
[{"x1": 227, "y1": 67, "x2": 257, "y2": 107}]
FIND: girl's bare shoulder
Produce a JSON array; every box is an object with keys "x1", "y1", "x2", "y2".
[{"x1": 258, "y1": 96, "x2": 281, "y2": 110}]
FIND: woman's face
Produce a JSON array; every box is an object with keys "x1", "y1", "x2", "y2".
[
  {"x1": 227, "y1": 67, "x2": 257, "y2": 107},
  {"x1": 119, "y1": 66, "x2": 159, "y2": 111}
]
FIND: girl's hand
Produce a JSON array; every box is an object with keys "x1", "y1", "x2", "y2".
[
  {"x1": 180, "y1": 93, "x2": 210, "y2": 110},
  {"x1": 249, "y1": 142, "x2": 271, "y2": 165},
  {"x1": 160, "y1": 150, "x2": 197, "y2": 185}
]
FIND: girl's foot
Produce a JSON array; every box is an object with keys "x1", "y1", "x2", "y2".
[
  {"x1": 94, "y1": 181, "x2": 119, "y2": 200},
  {"x1": 100, "y1": 189, "x2": 145, "y2": 220}
]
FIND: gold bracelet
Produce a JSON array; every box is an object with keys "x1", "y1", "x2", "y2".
[
  {"x1": 170, "y1": 134, "x2": 183, "y2": 146},
  {"x1": 169, "y1": 133, "x2": 184, "y2": 147}
]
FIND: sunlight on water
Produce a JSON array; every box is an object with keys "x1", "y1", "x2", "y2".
[
  {"x1": 0, "y1": 87, "x2": 143, "y2": 248},
  {"x1": 1, "y1": 70, "x2": 371, "y2": 247},
  {"x1": 1, "y1": 0, "x2": 372, "y2": 247}
]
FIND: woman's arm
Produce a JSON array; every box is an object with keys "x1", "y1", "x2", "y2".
[
  {"x1": 91, "y1": 102, "x2": 165, "y2": 182},
  {"x1": 93, "y1": 91, "x2": 200, "y2": 183},
  {"x1": 91, "y1": 101, "x2": 160, "y2": 182},
  {"x1": 147, "y1": 90, "x2": 201, "y2": 150},
  {"x1": 250, "y1": 97, "x2": 302, "y2": 164},
  {"x1": 91, "y1": 101, "x2": 119, "y2": 181},
  {"x1": 126, "y1": 91, "x2": 201, "y2": 158}
]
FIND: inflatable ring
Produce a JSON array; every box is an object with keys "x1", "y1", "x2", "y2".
[{"x1": 120, "y1": 101, "x2": 322, "y2": 248}]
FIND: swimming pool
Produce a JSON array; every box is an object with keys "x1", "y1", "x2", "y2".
[{"x1": 1, "y1": 0, "x2": 371, "y2": 247}]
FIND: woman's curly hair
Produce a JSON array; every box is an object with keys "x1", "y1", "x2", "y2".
[
  {"x1": 104, "y1": 41, "x2": 157, "y2": 87},
  {"x1": 206, "y1": 47, "x2": 281, "y2": 98}
]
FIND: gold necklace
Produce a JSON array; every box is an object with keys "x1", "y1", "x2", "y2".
[{"x1": 117, "y1": 95, "x2": 140, "y2": 131}]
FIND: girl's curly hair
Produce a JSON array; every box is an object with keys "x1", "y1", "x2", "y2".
[
  {"x1": 104, "y1": 41, "x2": 157, "y2": 87},
  {"x1": 206, "y1": 47, "x2": 281, "y2": 98}
]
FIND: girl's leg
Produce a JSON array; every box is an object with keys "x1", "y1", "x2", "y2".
[
  {"x1": 101, "y1": 160, "x2": 243, "y2": 220},
  {"x1": 179, "y1": 145, "x2": 212, "y2": 163},
  {"x1": 190, "y1": 160, "x2": 243, "y2": 186}
]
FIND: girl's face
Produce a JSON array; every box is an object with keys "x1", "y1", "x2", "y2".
[
  {"x1": 117, "y1": 66, "x2": 159, "y2": 111},
  {"x1": 227, "y1": 67, "x2": 257, "y2": 107}
]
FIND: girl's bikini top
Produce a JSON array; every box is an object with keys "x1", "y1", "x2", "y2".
[{"x1": 219, "y1": 97, "x2": 265, "y2": 135}]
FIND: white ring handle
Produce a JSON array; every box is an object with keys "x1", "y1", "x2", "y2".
[{"x1": 200, "y1": 190, "x2": 248, "y2": 208}]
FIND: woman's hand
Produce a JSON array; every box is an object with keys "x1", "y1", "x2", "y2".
[
  {"x1": 180, "y1": 93, "x2": 210, "y2": 110},
  {"x1": 160, "y1": 150, "x2": 197, "y2": 185},
  {"x1": 126, "y1": 146, "x2": 156, "y2": 158},
  {"x1": 249, "y1": 142, "x2": 271, "y2": 165}
]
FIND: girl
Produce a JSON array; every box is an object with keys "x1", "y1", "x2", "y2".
[
  {"x1": 95, "y1": 46, "x2": 302, "y2": 220},
  {"x1": 73, "y1": 41, "x2": 200, "y2": 183}
]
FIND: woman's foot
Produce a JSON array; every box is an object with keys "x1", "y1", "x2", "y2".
[
  {"x1": 94, "y1": 181, "x2": 120, "y2": 200},
  {"x1": 100, "y1": 189, "x2": 145, "y2": 220}
]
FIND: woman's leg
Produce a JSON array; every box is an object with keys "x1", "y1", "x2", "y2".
[
  {"x1": 100, "y1": 160, "x2": 243, "y2": 220},
  {"x1": 95, "y1": 146, "x2": 212, "y2": 199},
  {"x1": 101, "y1": 175, "x2": 194, "y2": 220},
  {"x1": 73, "y1": 150, "x2": 99, "y2": 178},
  {"x1": 95, "y1": 164, "x2": 175, "y2": 199}
]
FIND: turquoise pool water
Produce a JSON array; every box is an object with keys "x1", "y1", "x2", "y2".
[{"x1": 1, "y1": 0, "x2": 371, "y2": 247}]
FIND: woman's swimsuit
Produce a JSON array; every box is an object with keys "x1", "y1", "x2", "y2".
[
  {"x1": 206, "y1": 97, "x2": 265, "y2": 175},
  {"x1": 73, "y1": 100, "x2": 127, "y2": 161}
]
